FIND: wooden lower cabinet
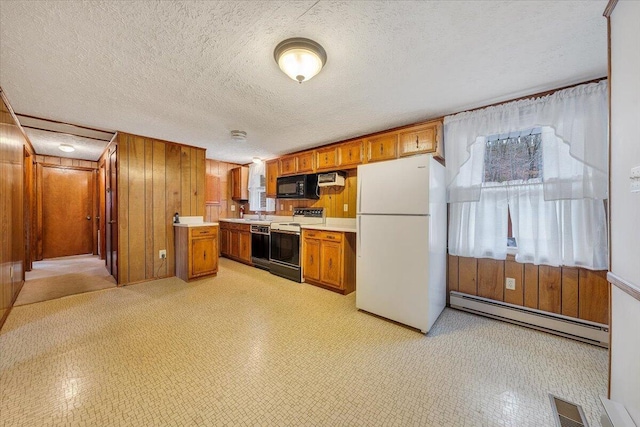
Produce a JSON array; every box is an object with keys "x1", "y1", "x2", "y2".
[
  {"x1": 302, "y1": 229, "x2": 356, "y2": 294},
  {"x1": 219, "y1": 221, "x2": 252, "y2": 265},
  {"x1": 175, "y1": 225, "x2": 219, "y2": 281}
]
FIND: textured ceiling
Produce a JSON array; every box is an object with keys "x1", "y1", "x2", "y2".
[{"x1": 0, "y1": 1, "x2": 608, "y2": 164}]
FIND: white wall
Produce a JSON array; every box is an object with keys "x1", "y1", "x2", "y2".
[{"x1": 609, "y1": 0, "x2": 640, "y2": 423}]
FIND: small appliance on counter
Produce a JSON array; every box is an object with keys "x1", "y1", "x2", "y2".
[{"x1": 269, "y1": 208, "x2": 325, "y2": 282}]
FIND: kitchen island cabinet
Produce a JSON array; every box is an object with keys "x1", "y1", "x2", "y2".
[
  {"x1": 219, "y1": 221, "x2": 252, "y2": 265},
  {"x1": 302, "y1": 229, "x2": 356, "y2": 294},
  {"x1": 175, "y1": 224, "x2": 219, "y2": 281}
]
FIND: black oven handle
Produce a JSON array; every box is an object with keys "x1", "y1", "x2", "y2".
[{"x1": 271, "y1": 229, "x2": 301, "y2": 236}]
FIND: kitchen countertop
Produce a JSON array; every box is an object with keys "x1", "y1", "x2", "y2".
[
  {"x1": 173, "y1": 222, "x2": 219, "y2": 228},
  {"x1": 219, "y1": 218, "x2": 272, "y2": 226},
  {"x1": 301, "y1": 218, "x2": 357, "y2": 233}
]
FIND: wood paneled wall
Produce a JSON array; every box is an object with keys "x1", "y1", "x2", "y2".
[
  {"x1": 116, "y1": 132, "x2": 205, "y2": 285},
  {"x1": 274, "y1": 170, "x2": 358, "y2": 218},
  {"x1": 204, "y1": 159, "x2": 243, "y2": 222},
  {"x1": 0, "y1": 91, "x2": 25, "y2": 328},
  {"x1": 448, "y1": 255, "x2": 609, "y2": 324}
]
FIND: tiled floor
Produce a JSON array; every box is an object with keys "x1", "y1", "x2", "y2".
[{"x1": 1, "y1": 258, "x2": 607, "y2": 426}]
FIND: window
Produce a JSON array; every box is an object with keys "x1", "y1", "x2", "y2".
[{"x1": 483, "y1": 129, "x2": 543, "y2": 184}]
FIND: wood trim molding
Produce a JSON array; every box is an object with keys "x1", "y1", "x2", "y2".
[
  {"x1": 39, "y1": 163, "x2": 97, "y2": 172},
  {"x1": 15, "y1": 112, "x2": 114, "y2": 135},
  {"x1": 603, "y1": 0, "x2": 618, "y2": 17},
  {"x1": 21, "y1": 124, "x2": 112, "y2": 142},
  {"x1": 608, "y1": 272, "x2": 640, "y2": 301},
  {"x1": 0, "y1": 87, "x2": 37, "y2": 155}
]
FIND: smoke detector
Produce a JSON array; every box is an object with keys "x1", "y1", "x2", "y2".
[{"x1": 230, "y1": 130, "x2": 247, "y2": 141}]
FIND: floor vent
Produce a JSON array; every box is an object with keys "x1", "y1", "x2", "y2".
[{"x1": 550, "y1": 394, "x2": 589, "y2": 427}]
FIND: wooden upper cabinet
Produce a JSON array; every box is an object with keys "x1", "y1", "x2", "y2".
[
  {"x1": 297, "y1": 151, "x2": 315, "y2": 173},
  {"x1": 316, "y1": 147, "x2": 338, "y2": 171},
  {"x1": 231, "y1": 166, "x2": 248, "y2": 201},
  {"x1": 205, "y1": 174, "x2": 220, "y2": 204},
  {"x1": 265, "y1": 159, "x2": 278, "y2": 198},
  {"x1": 366, "y1": 133, "x2": 398, "y2": 163},
  {"x1": 398, "y1": 121, "x2": 443, "y2": 158},
  {"x1": 279, "y1": 155, "x2": 297, "y2": 176},
  {"x1": 337, "y1": 140, "x2": 363, "y2": 167}
]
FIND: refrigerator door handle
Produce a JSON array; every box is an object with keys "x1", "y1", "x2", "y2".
[{"x1": 357, "y1": 216, "x2": 362, "y2": 257}]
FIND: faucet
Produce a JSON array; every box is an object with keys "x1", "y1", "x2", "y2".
[{"x1": 257, "y1": 211, "x2": 264, "y2": 220}]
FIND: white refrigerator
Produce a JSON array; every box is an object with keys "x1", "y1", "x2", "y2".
[{"x1": 356, "y1": 154, "x2": 446, "y2": 333}]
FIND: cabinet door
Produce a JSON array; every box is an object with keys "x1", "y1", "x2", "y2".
[
  {"x1": 320, "y1": 241, "x2": 342, "y2": 288},
  {"x1": 279, "y1": 155, "x2": 297, "y2": 176},
  {"x1": 398, "y1": 124, "x2": 437, "y2": 157},
  {"x1": 266, "y1": 160, "x2": 278, "y2": 198},
  {"x1": 239, "y1": 231, "x2": 252, "y2": 263},
  {"x1": 316, "y1": 147, "x2": 338, "y2": 171},
  {"x1": 338, "y1": 140, "x2": 363, "y2": 167},
  {"x1": 205, "y1": 174, "x2": 220, "y2": 204},
  {"x1": 297, "y1": 151, "x2": 315, "y2": 173},
  {"x1": 366, "y1": 133, "x2": 398, "y2": 163},
  {"x1": 230, "y1": 229, "x2": 240, "y2": 258},
  {"x1": 231, "y1": 166, "x2": 249, "y2": 201},
  {"x1": 303, "y1": 238, "x2": 321, "y2": 281},
  {"x1": 191, "y1": 237, "x2": 217, "y2": 277},
  {"x1": 220, "y1": 228, "x2": 230, "y2": 255}
]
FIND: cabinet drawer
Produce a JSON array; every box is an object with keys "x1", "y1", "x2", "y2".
[
  {"x1": 190, "y1": 226, "x2": 217, "y2": 238},
  {"x1": 320, "y1": 231, "x2": 342, "y2": 242},
  {"x1": 304, "y1": 230, "x2": 321, "y2": 239}
]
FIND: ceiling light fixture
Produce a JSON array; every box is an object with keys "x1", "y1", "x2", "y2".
[
  {"x1": 274, "y1": 37, "x2": 327, "y2": 83},
  {"x1": 58, "y1": 144, "x2": 75, "y2": 152},
  {"x1": 252, "y1": 157, "x2": 262, "y2": 164},
  {"x1": 230, "y1": 130, "x2": 247, "y2": 141}
]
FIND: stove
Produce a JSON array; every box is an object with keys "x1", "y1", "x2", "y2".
[{"x1": 269, "y1": 208, "x2": 325, "y2": 282}]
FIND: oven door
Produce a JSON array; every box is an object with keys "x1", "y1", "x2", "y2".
[{"x1": 270, "y1": 230, "x2": 300, "y2": 267}]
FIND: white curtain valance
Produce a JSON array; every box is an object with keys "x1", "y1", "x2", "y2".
[{"x1": 445, "y1": 80, "x2": 608, "y2": 202}]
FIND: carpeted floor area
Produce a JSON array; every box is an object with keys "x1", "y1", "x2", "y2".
[
  {"x1": 16, "y1": 254, "x2": 116, "y2": 306},
  {"x1": 1, "y1": 258, "x2": 608, "y2": 426}
]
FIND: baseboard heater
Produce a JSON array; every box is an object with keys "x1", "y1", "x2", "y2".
[{"x1": 450, "y1": 291, "x2": 609, "y2": 347}]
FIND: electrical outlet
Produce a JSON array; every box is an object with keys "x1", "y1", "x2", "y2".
[
  {"x1": 280, "y1": 204, "x2": 283, "y2": 210},
  {"x1": 9, "y1": 266, "x2": 13, "y2": 279},
  {"x1": 505, "y1": 277, "x2": 516, "y2": 290},
  {"x1": 289, "y1": 205, "x2": 293, "y2": 211},
  {"x1": 231, "y1": 205, "x2": 236, "y2": 212},
  {"x1": 343, "y1": 203, "x2": 348, "y2": 212},
  {"x1": 159, "y1": 250, "x2": 166, "y2": 259}
]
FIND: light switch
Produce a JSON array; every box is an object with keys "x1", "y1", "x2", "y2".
[
  {"x1": 343, "y1": 204, "x2": 348, "y2": 212},
  {"x1": 231, "y1": 205, "x2": 236, "y2": 211}
]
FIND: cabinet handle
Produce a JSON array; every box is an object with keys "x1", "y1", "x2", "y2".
[
  {"x1": 324, "y1": 154, "x2": 328, "y2": 162},
  {"x1": 348, "y1": 150, "x2": 352, "y2": 160},
  {"x1": 329, "y1": 259, "x2": 332, "y2": 268},
  {"x1": 326, "y1": 235, "x2": 334, "y2": 239},
  {"x1": 380, "y1": 144, "x2": 383, "y2": 155},
  {"x1": 310, "y1": 255, "x2": 313, "y2": 263},
  {"x1": 416, "y1": 135, "x2": 419, "y2": 148},
  {"x1": 204, "y1": 251, "x2": 206, "y2": 260}
]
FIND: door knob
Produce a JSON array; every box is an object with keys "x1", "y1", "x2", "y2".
[
  {"x1": 86, "y1": 216, "x2": 91, "y2": 220},
  {"x1": 109, "y1": 220, "x2": 116, "y2": 224}
]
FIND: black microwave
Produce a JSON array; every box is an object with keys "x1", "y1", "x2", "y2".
[{"x1": 276, "y1": 174, "x2": 319, "y2": 199}]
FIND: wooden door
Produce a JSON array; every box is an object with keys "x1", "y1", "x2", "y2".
[
  {"x1": 106, "y1": 146, "x2": 118, "y2": 280},
  {"x1": 98, "y1": 162, "x2": 106, "y2": 259},
  {"x1": 316, "y1": 147, "x2": 337, "y2": 171},
  {"x1": 303, "y1": 237, "x2": 321, "y2": 281},
  {"x1": 279, "y1": 155, "x2": 297, "y2": 175},
  {"x1": 191, "y1": 237, "x2": 217, "y2": 277},
  {"x1": 239, "y1": 232, "x2": 251, "y2": 263},
  {"x1": 297, "y1": 152, "x2": 314, "y2": 173},
  {"x1": 320, "y1": 241, "x2": 342, "y2": 288},
  {"x1": 42, "y1": 166, "x2": 93, "y2": 258}
]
